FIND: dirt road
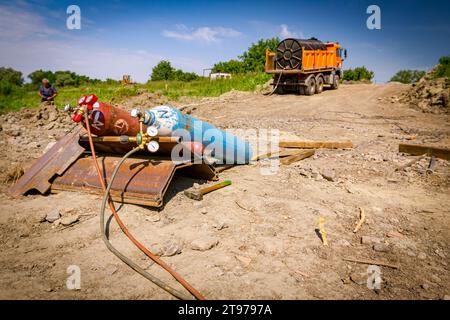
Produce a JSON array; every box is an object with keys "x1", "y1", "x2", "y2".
[{"x1": 0, "y1": 83, "x2": 449, "y2": 299}]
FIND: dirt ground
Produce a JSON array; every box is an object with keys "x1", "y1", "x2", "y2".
[{"x1": 0, "y1": 83, "x2": 449, "y2": 300}]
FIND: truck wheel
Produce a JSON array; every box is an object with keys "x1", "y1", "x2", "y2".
[
  {"x1": 299, "y1": 85, "x2": 305, "y2": 95},
  {"x1": 275, "y1": 85, "x2": 284, "y2": 94},
  {"x1": 315, "y1": 76, "x2": 324, "y2": 94},
  {"x1": 305, "y1": 77, "x2": 316, "y2": 96},
  {"x1": 331, "y1": 75, "x2": 340, "y2": 90}
]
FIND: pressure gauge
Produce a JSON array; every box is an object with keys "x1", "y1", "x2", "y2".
[
  {"x1": 147, "y1": 140, "x2": 159, "y2": 153},
  {"x1": 85, "y1": 94, "x2": 98, "y2": 105},
  {"x1": 78, "y1": 95, "x2": 87, "y2": 106},
  {"x1": 146, "y1": 126, "x2": 158, "y2": 137}
]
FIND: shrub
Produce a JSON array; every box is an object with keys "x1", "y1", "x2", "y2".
[
  {"x1": 432, "y1": 55, "x2": 450, "y2": 79},
  {"x1": 0, "y1": 67, "x2": 23, "y2": 86},
  {"x1": 390, "y1": 70, "x2": 426, "y2": 84},
  {"x1": 343, "y1": 67, "x2": 374, "y2": 82},
  {"x1": 212, "y1": 60, "x2": 246, "y2": 74},
  {"x1": 150, "y1": 60, "x2": 199, "y2": 82}
]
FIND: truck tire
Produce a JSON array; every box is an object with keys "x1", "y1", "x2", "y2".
[
  {"x1": 305, "y1": 77, "x2": 316, "y2": 96},
  {"x1": 331, "y1": 75, "x2": 340, "y2": 90},
  {"x1": 299, "y1": 85, "x2": 305, "y2": 95},
  {"x1": 275, "y1": 85, "x2": 284, "y2": 94},
  {"x1": 315, "y1": 76, "x2": 324, "y2": 94}
]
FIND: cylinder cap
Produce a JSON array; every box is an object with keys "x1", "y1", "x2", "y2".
[{"x1": 72, "y1": 113, "x2": 82, "y2": 123}]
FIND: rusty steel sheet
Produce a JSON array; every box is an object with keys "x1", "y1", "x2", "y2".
[
  {"x1": 8, "y1": 127, "x2": 85, "y2": 197},
  {"x1": 51, "y1": 155, "x2": 217, "y2": 207}
]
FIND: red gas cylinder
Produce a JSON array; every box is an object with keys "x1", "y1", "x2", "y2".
[{"x1": 84, "y1": 102, "x2": 144, "y2": 136}]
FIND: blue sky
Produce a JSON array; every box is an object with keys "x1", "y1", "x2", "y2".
[{"x1": 1, "y1": 0, "x2": 449, "y2": 83}]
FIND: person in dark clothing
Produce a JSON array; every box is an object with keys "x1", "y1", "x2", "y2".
[{"x1": 38, "y1": 78, "x2": 58, "y2": 102}]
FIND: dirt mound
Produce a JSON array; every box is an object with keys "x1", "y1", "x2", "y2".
[
  {"x1": 118, "y1": 90, "x2": 169, "y2": 110},
  {"x1": 399, "y1": 72, "x2": 450, "y2": 113}
]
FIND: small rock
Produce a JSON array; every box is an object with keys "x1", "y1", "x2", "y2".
[
  {"x1": 361, "y1": 236, "x2": 382, "y2": 245},
  {"x1": 373, "y1": 243, "x2": 390, "y2": 252},
  {"x1": 46, "y1": 209, "x2": 61, "y2": 223},
  {"x1": 421, "y1": 282, "x2": 431, "y2": 290},
  {"x1": 430, "y1": 275, "x2": 442, "y2": 283},
  {"x1": 53, "y1": 219, "x2": 61, "y2": 227},
  {"x1": 148, "y1": 243, "x2": 164, "y2": 256},
  {"x1": 60, "y1": 214, "x2": 80, "y2": 226},
  {"x1": 37, "y1": 212, "x2": 47, "y2": 223},
  {"x1": 386, "y1": 230, "x2": 406, "y2": 239},
  {"x1": 406, "y1": 250, "x2": 416, "y2": 257},
  {"x1": 161, "y1": 240, "x2": 182, "y2": 257},
  {"x1": 235, "y1": 255, "x2": 252, "y2": 267},
  {"x1": 443, "y1": 295, "x2": 450, "y2": 300},
  {"x1": 350, "y1": 272, "x2": 367, "y2": 285},
  {"x1": 417, "y1": 252, "x2": 427, "y2": 260},
  {"x1": 321, "y1": 169, "x2": 336, "y2": 182},
  {"x1": 190, "y1": 236, "x2": 219, "y2": 251},
  {"x1": 435, "y1": 249, "x2": 446, "y2": 259},
  {"x1": 337, "y1": 239, "x2": 351, "y2": 247},
  {"x1": 212, "y1": 219, "x2": 228, "y2": 230},
  {"x1": 145, "y1": 214, "x2": 160, "y2": 222}
]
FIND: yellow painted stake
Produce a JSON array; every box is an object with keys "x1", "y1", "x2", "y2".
[{"x1": 319, "y1": 216, "x2": 328, "y2": 246}]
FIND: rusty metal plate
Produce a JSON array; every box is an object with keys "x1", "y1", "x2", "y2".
[
  {"x1": 51, "y1": 155, "x2": 217, "y2": 207},
  {"x1": 8, "y1": 127, "x2": 85, "y2": 197}
]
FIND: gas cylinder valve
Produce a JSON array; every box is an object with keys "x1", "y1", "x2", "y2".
[{"x1": 130, "y1": 108, "x2": 142, "y2": 119}]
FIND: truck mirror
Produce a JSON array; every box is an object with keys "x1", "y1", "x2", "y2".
[{"x1": 344, "y1": 49, "x2": 348, "y2": 59}]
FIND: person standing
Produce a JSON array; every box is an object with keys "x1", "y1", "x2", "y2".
[{"x1": 38, "y1": 78, "x2": 58, "y2": 103}]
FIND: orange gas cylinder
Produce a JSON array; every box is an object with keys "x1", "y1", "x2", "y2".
[{"x1": 84, "y1": 102, "x2": 144, "y2": 136}]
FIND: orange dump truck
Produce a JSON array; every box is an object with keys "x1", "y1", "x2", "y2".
[{"x1": 265, "y1": 38, "x2": 347, "y2": 95}]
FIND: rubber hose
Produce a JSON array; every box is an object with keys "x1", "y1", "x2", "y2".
[
  {"x1": 99, "y1": 146, "x2": 192, "y2": 300},
  {"x1": 83, "y1": 111, "x2": 204, "y2": 300}
]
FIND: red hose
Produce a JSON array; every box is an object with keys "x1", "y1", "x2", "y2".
[{"x1": 83, "y1": 111, "x2": 205, "y2": 300}]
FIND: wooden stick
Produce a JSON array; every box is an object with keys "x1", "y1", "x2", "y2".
[
  {"x1": 280, "y1": 149, "x2": 315, "y2": 165},
  {"x1": 280, "y1": 140, "x2": 353, "y2": 149},
  {"x1": 353, "y1": 207, "x2": 366, "y2": 233},
  {"x1": 251, "y1": 149, "x2": 300, "y2": 161},
  {"x1": 342, "y1": 257, "x2": 400, "y2": 269},
  {"x1": 399, "y1": 143, "x2": 450, "y2": 161},
  {"x1": 394, "y1": 154, "x2": 426, "y2": 172},
  {"x1": 319, "y1": 216, "x2": 328, "y2": 246}
]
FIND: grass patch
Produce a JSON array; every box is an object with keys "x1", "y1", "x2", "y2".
[{"x1": 0, "y1": 73, "x2": 271, "y2": 114}]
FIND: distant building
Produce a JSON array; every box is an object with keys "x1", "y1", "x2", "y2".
[{"x1": 210, "y1": 73, "x2": 232, "y2": 80}]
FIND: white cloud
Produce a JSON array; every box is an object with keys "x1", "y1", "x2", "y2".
[
  {"x1": 0, "y1": 4, "x2": 207, "y2": 83},
  {"x1": 0, "y1": 4, "x2": 59, "y2": 40},
  {"x1": 280, "y1": 24, "x2": 303, "y2": 39},
  {"x1": 162, "y1": 24, "x2": 242, "y2": 42}
]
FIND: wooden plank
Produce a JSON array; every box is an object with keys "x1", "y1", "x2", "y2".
[
  {"x1": 280, "y1": 149, "x2": 315, "y2": 165},
  {"x1": 343, "y1": 257, "x2": 400, "y2": 270},
  {"x1": 399, "y1": 143, "x2": 450, "y2": 161},
  {"x1": 279, "y1": 140, "x2": 353, "y2": 149},
  {"x1": 251, "y1": 149, "x2": 301, "y2": 161}
]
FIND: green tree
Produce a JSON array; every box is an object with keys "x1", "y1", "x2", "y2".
[
  {"x1": 212, "y1": 59, "x2": 246, "y2": 74},
  {"x1": 343, "y1": 66, "x2": 374, "y2": 81},
  {"x1": 0, "y1": 67, "x2": 23, "y2": 86},
  {"x1": 151, "y1": 60, "x2": 174, "y2": 81},
  {"x1": 28, "y1": 70, "x2": 56, "y2": 86},
  {"x1": 432, "y1": 55, "x2": 450, "y2": 79},
  {"x1": 390, "y1": 70, "x2": 425, "y2": 84},
  {"x1": 239, "y1": 37, "x2": 280, "y2": 72},
  {"x1": 150, "y1": 60, "x2": 199, "y2": 81}
]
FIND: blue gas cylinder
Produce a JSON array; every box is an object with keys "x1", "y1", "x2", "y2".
[{"x1": 143, "y1": 105, "x2": 252, "y2": 164}]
